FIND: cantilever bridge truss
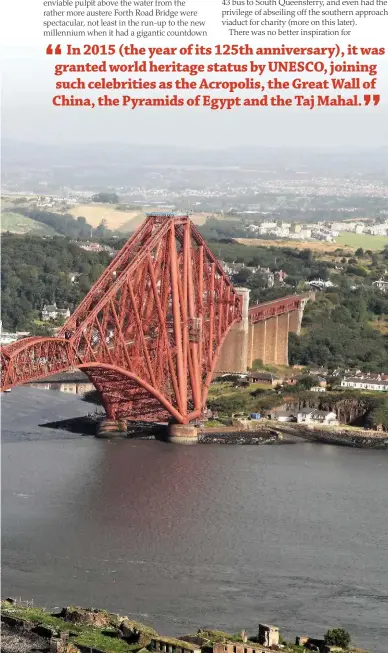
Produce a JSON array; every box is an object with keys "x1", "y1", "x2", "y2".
[{"x1": 0, "y1": 214, "x2": 242, "y2": 424}]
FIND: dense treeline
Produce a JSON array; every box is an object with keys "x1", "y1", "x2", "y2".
[
  {"x1": 289, "y1": 293, "x2": 388, "y2": 372},
  {"x1": 1, "y1": 235, "x2": 111, "y2": 330}
]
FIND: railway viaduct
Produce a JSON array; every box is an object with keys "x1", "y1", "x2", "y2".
[{"x1": 215, "y1": 290, "x2": 313, "y2": 374}]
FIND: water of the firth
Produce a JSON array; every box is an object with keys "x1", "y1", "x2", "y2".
[{"x1": 1, "y1": 388, "x2": 388, "y2": 652}]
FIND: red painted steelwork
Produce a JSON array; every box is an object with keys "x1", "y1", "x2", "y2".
[
  {"x1": 248, "y1": 295, "x2": 305, "y2": 323},
  {"x1": 1, "y1": 214, "x2": 242, "y2": 424}
]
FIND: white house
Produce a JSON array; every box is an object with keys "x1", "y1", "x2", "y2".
[
  {"x1": 297, "y1": 409, "x2": 339, "y2": 425},
  {"x1": 41, "y1": 303, "x2": 70, "y2": 322},
  {"x1": 372, "y1": 279, "x2": 388, "y2": 293},
  {"x1": 275, "y1": 411, "x2": 297, "y2": 422},
  {"x1": 341, "y1": 377, "x2": 388, "y2": 392}
]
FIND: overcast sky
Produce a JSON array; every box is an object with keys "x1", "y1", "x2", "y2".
[{"x1": 1, "y1": 0, "x2": 387, "y2": 148}]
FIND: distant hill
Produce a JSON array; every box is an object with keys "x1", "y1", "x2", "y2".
[
  {"x1": 68, "y1": 203, "x2": 211, "y2": 233},
  {"x1": 1, "y1": 212, "x2": 58, "y2": 235}
]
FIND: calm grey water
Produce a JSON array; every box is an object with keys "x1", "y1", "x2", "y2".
[{"x1": 2, "y1": 388, "x2": 388, "y2": 652}]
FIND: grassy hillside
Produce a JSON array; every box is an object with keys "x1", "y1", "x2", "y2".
[
  {"x1": 68, "y1": 203, "x2": 144, "y2": 232},
  {"x1": 68, "y1": 203, "x2": 212, "y2": 233},
  {"x1": 1, "y1": 212, "x2": 58, "y2": 235}
]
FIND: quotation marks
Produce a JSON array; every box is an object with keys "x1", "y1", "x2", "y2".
[
  {"x1": 46, "y1": 44, "x2": 62, "y2": 55},
  {"x1": 364, "y1": 95, "x2": 380, "y2": 106}
]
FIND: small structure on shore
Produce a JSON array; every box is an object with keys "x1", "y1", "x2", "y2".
[{"x1": 258, "y1": 624, "x2": 279, "y2": 648}]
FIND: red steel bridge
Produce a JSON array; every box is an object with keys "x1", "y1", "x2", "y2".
[{"x1": 0, "y1": 214, "x2": 310, "y2": 426}]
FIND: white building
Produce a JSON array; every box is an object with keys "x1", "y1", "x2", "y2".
[
  {"x1": 297, "y1": 409, "x2": 339, "y2": 425},
  {"x1": 41, "y1": 303, "x2": 70, "y2": 322},
  {"x1": 373, "y1": 279, "x2": 388, "y2": 293},
  {"x1": 341, "y1": 377, "x2": 388, "y2": 392},
  {"x1": 308, "y1": 279, "x2": 336, "y2": 290},
  {"x1": 0, "y1": 321, "x2": 30, "y2": 345}
]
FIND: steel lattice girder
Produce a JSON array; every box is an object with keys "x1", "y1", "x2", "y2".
[{"x1": 0, "y1": 214, "x2": 243, "y2": 424}]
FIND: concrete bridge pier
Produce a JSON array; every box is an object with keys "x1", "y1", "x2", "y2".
[
  {"x1": 167, "y1": 423, "x2": 199, "y2": 444},
  {"x1": 248, "y1": 312, "x2": 290, "y2": 367},
  {"x1": 214, "y1": 287, "x2": 251, "y2": 374},
  {"x1": 96, "y1": 419, "x2": 127, "y2": 438}
]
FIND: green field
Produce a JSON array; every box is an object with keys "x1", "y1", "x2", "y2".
[
  {"x1": 1, "y1": 212, "x2": 57, "y2": 235},
  {"x1": 336, "y1": 231, "x2": 388, "y2": 251}
]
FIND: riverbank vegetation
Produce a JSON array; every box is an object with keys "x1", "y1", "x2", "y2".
[{"x1": 0, "y1": 601, "x2": 367, "y2": 653}]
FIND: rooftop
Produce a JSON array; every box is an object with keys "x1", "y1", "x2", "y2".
[
  {"x1": 151, "y1": 636, "x2": 201, "y2": 650},
  {"x1": 343, "y1": 377, "x2": 388, "y2": 385}
]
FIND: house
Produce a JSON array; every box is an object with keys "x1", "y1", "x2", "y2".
[
  {"x1": 258, "y1": 624, "x2": 279, "y2": 648},
  {"x1": 213, "y1": 641, "x2": 273, "y2": 653},
  {"x1": 272, "y1": 410, "x2": 297, "y2": 422},
  {"x1": 248, "y1": 372, "x2": 282, "y2": 387},
  {"x1": 311, "y1": 386, "x2": 327, "y2": 393},
  {"x1": 149, "y1": 636, "x2": 201, "y2": 653},
  {"x1": 68, "y1": 272, "x2": 81, "y2": 283},
  {"x1": 274, "y1": 269, "x2": 287, "y2": 283},
  {"x1": 41, "y1": 303, "x2": 70, "y2": 322},
  {"x1": 341, "y1": 377, "x2": 388, "y2": 392},
  {"x1": 308, "y1": 279, "x2": 336, "y2": 291},
  {"x1": 0, "y1": 322, "x2": 30, "y2": 345},
  {"x1": 297, "y1": 409, "x2": 339, "y2": 425},
  {"x1": 315, "y1": 376, "x2": 327, "y2": 388},
  {"x1": 372, "y1": 278, "x2": 388, "y2": 293}
]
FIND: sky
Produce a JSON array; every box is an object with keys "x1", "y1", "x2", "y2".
[{"x1": 1, "y1": 0, "x2": 388, "y2": 148}]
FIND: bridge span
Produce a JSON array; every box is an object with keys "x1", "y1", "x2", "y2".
[{"x1": 0, "y1": 214, "x2": 313, "y2": 441}]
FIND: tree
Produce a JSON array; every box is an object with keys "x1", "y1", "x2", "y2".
[
  {"x1": 92, "y1": 192, "x2": 119, "y2": 204},
  {"x1": 366, "y1": 399, "x2": 388, "y2": 430},
  {"x1": 95, "y1": 219, "x2": 109, "y2": 239},
  {"x1": 233, "y1": 268, "x2": 252, "y2": 284},
  {"x1": 296, "y1": 374, "x2": 320, "y2": 390},
  {"x1": 355, "y1": 247, "x2": 364, "y2": 257},
  {"x1": 324, "y1": 628, "x2": 351, "y2": 649},
  {"x1": 31, "y1": 323, "x2": 54, "y2": 336},
  {"x1": 208, "y1": 393, "x2": 250, "y2": 415}
]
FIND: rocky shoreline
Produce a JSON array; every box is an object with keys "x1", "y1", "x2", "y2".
[
  {"x1": 200, "y1": 423, "x2": 388, "y2": 449},
  {"x1": 40, "y1": 414, "x2": 388, "y2": 449}
]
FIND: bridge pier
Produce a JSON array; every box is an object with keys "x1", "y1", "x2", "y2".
[
  {"x1": 214, "y1": 287, "x2": 250, "y2": 374},
  {"x1": 167, "y1": 423, "x2": 199, "y2": 444},
  {"x1": 96, "y1": 419, "x2": 127, "y2": 438}
]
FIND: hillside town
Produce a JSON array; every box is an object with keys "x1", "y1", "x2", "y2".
[{"x1": 244, "y1": 218, "x2": 388, "y2": 242}]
